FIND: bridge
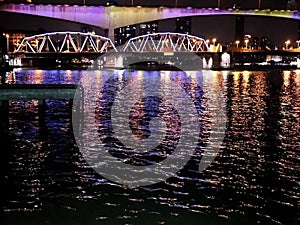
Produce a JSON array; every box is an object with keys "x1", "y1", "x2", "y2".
[
  {"x1": 15, "y1": 31, "x2": 117, "y2": 53},
  {"x1": 11, "y1": 31, "x2": 214, "y2": 68},
  {"x1": 14, "y1": 32, "x2": 212, "y2": 54},
  {"x1": 123, "y1": 32, "x2": 210, "y2": 52},
  {"x1": 10, "y1": 31, "x2": 300, "y2": 69},
  {"x1": 1, "y1": 3, "x2": 300, "y2": 41}
]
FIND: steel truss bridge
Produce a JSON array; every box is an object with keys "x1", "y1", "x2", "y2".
[
  {"x1": 123, "y1": 33, "x2": 210, "y2": 53},
  {"x1": 15, "y1": 32, "x2": 117, "y2": 53},
  {"x1": 15, "y1": 32, "x2": 211, "y2": 54}
]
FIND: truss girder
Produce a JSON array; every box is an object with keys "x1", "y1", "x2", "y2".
[
  {"x1": 15, "y1": 31, "x2": 117, "y2": 53},
  {"x1": 123, "y1": 32, "x2": 210, "y2": 53}
]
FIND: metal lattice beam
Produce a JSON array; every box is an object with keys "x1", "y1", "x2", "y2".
[
  {"x1": 123, "y1": 32, "x2": 210, "y2": 52},
  {"x1": 15, "y1": 31, "x2": 117, "y2": 53}
]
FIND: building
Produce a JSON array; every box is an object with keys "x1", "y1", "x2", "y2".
[
  {"x1": 175, "y1": 17, "x2": 192, "y2": 34},
  {"x1": 287, "y1": 0, "x2": 297, "y2": 9},
  {"x1": 235, "y1": 16, "x2": 244, "y2": 43},
  {"x1": 138, "y1": 21, "x2": 158, "y2": 35},
  {"x1": 251, "y1": 36, "x2": 260, "y2": 50},
  {"x1": 2, "y1": 30, "x2": 37, "y2": 53},
  {"x1": 261, "y1": 36, "x2": 273, "y2": 50},
  {"x1": 114, "y1": 25, "x2": 136, "y2": 46}
]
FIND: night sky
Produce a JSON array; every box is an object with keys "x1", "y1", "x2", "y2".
[{"x1": 0, "y1": 0, "x2": 298, "y2": 46}]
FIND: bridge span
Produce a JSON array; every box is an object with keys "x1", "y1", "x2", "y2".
[
  {"x1": 1, "y1": 3, "x2": 300, "y2": 41},
  {"x1": 15, "y1": 32, "x2": 212, "y2": 54}
]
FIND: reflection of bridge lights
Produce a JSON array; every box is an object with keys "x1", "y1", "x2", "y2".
[
  {"x1": 296, "y1": 40, "x2": 300, "y2": 48},
  {"x1": 34, "y1": 70, "x2": 43, "y2": 84},
  {"x1": 283, "y1": 71, "x2": 290, "y2": 87},
  {"x1": 235, "y1": 40, "x2": 240, "y2": 48}
]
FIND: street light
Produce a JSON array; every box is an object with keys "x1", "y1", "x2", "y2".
[
  {"x1": 205, "y1": 39, "x2": 210, "y2": 50},
  {"x1": 235, "y1": 40, "x2": 240, "y2": 48},
  {"x1": 5, "y1": 34, "x2": 9, "y2": 53},
  {"x1": 285, "y1": 40, "x2": 290, "y2": 50},
  {"x1": 217, "y1": 0, "x2": 221, "y2": 8},
  {"x1": 244, "y1": 39, "x2": 249, "y2": 49},
  {"x1": 212, "y1": 38, "x2": 217, "y2": 46},
  {"x1": 258, "y1": 0, "x2": 261, "y2": 9}
]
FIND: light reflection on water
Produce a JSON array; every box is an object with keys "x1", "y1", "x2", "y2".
[{"x1": 2, "y1": 69, "x2": 299, "y2": 225}]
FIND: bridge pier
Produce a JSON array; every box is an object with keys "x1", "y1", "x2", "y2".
[
  {"x1": 0, "y1": 84, "x2": 83, "y2": 137},
  {"x1": 38, "y1": 99, "x2": 46, "y2": 130},
  {"x1": 0, "y1": 100, "x2": 9, "y2": 135},
  {"x1": 108, "y1": 28, "x2": 115, "y2": 45}
]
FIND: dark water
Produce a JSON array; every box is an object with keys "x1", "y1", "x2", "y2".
[{"x1": 2, "y1": 69, "x2": 299, "y2": 225}]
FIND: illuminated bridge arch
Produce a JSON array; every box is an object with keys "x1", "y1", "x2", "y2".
[
  {"x1": 123, "y1": 33, "x2": 210, "y2": 53},
  {"x1": 15, "y1": 32, "x2": 117, "y2": 53}
]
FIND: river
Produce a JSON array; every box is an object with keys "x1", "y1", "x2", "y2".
[{"x1": 2, "y1": 68, "x2": 299, "y2": 225}]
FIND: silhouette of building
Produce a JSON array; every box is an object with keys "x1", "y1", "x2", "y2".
[
  {"x1": 235, "y1": 16, "x2": 244, "y2": 43},
  {"x1": 1, "y1": 30, "x2": 37, "y2": 52},
  {"x1": 261, "y1": 36, "x2": 273, "y2": 50},
  {"x1": 114, "y1": 25, "x2": 136, "y2": 45},
  {"x1": 287, "y1": 0, "x2": 297, "y2": 9},
  {"x1": 139, "y1": 21, "x2": 158, "y2": 35},
  {"x1": 175, "y1": 17, "x2": 191, "y2": 34},
  {"x1": 251, "y1": 36, "x2": 260, "y2": 50}
]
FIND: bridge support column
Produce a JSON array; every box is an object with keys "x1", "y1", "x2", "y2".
[
  {"x1": 38, "y1": 99, "x2": 46, "y2": 129},
  {"x1": 108, "y1": 28, "x2": 115, "y2": 45}
]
